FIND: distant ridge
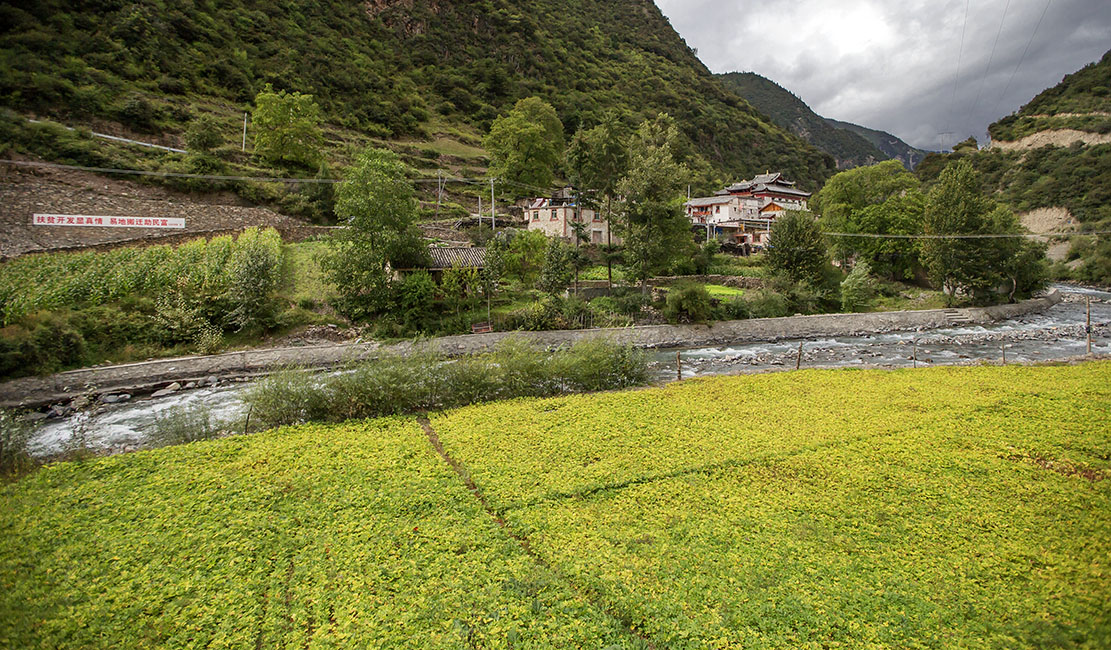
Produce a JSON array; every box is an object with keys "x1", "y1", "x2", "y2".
[{"x1": 824, "y1": 119, "x2": 929, "y2": 170}]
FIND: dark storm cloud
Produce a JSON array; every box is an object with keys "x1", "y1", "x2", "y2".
[{"x1": 657, "y1": 0, "x2": 1111, "y2": 150}]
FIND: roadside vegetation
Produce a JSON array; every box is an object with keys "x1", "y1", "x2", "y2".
[{"x1": 2, "y1": 362, "x2": 1107, "y2": 647}]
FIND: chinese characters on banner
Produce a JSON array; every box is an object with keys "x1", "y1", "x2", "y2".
[{"x1": 32, "y1": 214, "x2": 186, "y2": 229}]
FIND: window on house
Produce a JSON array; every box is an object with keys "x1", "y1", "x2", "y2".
[
  {"x1": 593, "y1": 211, "x2": 601, "y2": 222},
  {"x1": 533, "y1": 211, "x2": 540, "y2": 220},
  {"x1": 715, "y1": 206, "x2": 720, "y2": 213},
  {"x1": 550, "y1": 209, "x2": 558, "y2": 220}
]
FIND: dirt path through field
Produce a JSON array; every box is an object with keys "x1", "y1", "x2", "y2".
[{"x1": 416, "y1": 415, "x2": 657, "y2": 648}]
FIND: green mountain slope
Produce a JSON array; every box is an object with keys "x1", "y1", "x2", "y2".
[
  {"x1": 716, "y1": 72, "x2": 886, "y2": 169},
  {"x1": 825, "y1": 119, "x2": 929, "y2": 169},
  {"x1": 0, "y1": 0, "x2": 835, "y2": 190},
  {"x1": 916, "y1": 49, "x2": 1111, "y2": 285},
  {"x1": 989, "y1": 49, "x2": 1111, "y2": 142}
]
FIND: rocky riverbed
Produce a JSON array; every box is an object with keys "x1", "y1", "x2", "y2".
[{"x1": 24, "y1": 286, "x2": 1110, "y2": 458}]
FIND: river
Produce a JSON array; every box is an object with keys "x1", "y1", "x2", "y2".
[{"x1": 27, "y1": 285, "x2": 1110, "y2": 458}]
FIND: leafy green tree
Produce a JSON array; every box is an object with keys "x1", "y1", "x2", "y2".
[
  {"x1": 484, "y1": 97, "x2": 564, "y2": 198},
  {"x1": 693, "y1": 239, "x2": 720, "y2": 275},
  {"x1": 851, "y1": 190, "x2": 926, "y2": 280},
  {"x1": 567, "y1": 113, "x2": 629, "y2": 286},
  {"x1": 252, "y1": 84, "x2": 324, "y2": 170},
  {"x1": 321, "y1": 147, "x2": 427, "y2": 319},
  {"x1": 617, "y1": 114, "x2": 691, "y2": 291},
  {"x1": 504, "y1": 230, "x2": 547, "y2": 285},
  {"x1": 663, "y1": 283, "x2": 712, "y2": 323},
  {"x1": 537, "y1": 238, "x2": 572, "y2": 297},
  {"x1": 397, "y1": 269, "x2": 437, "y2": 330},
  {"x1": 921, "y1": 159, "x2": 1044, "y2": 304},
  {"x1": 766, "y1": 210, "x2": 827, "y2": 286},
  {"x1": 227, "y1": 227, "x2": 282, "y2": 330},
  {"x1": 813, "y1": 160, "x2": 920, "y2": 266}
]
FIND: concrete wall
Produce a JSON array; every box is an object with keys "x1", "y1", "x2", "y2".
[{"x1": 0, "y1": 291, "x2": 1062, "y2": 409}]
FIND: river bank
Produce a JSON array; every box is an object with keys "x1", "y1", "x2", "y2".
[{"x1": 0, "y1": 290, "x2": 1064, "y2": 410}]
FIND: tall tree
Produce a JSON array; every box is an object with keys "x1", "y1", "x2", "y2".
[
  {"x1": 566, "y1": 112, "x2": 629, "y2": 286},
  {"x1": 616, "y1": 114, "x2": 691, "y2": 292},
  {"x1": 813, "y1": 160, "x2": 920, "y2": 266},
  {"x1": 251, "y1": 84, "x2": 324, "y2": 170},
  {"x1": 766, "y1": 210, "x2": 827, "y2": 286},
  {"x1": 484, "y1": 97, "x2": 564, "y2": 198},
  {"x1": 921, "y1": 159, "x2": 1045, "y2": 304},
  {"x1": 320, "y1": 147, "x2": 427, "y2": 318}
]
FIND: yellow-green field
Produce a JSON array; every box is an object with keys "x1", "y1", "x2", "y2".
[{"x1": 3, "y1": 363, "x2": 1110, "y2": 648}]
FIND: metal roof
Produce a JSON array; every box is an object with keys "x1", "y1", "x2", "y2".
[
  {"x1": 685, "y1": 196, "x2": 735, "y2": 207},
  {"x1": 427, "y1": 247, "x2": 486, "y2": 269}
]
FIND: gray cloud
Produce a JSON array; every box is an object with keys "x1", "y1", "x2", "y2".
[{"x1": 657, "y1": 0, "x2": 1111, "y2": 150}]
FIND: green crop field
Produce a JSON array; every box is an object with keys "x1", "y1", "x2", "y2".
[{"x1": 3, "y1": 363, "x2": 1110, "y2": 648}]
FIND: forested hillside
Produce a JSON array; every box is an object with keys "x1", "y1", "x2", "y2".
[
  {"x1": 0, "y1": 0, "x2": 835, "y2": 190},
  {"x1": 716, "y1": 72, "x2": 886, "y2": 169}
]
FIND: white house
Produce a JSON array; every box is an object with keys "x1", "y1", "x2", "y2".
[{"x1": 526, "y1": 188, "x2": 620, "y2": 245}]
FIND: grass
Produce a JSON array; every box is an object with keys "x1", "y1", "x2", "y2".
[
  {"x1": 704, "y1": 283, "x2": 745, "y2": 298},
  {"x1": 871, "y1": 285, "x2": 949, "y2": 312},
  {"x1": 2, "y1": 362, "x2": 1109, "y2": 647},
  {"x1": 278, "y1": 240, "x2": 337, "y2": 307}
]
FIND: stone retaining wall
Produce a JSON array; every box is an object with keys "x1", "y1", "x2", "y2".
[{"x1": 0, "y1": 291, "x2": 1062, "y2": 409}]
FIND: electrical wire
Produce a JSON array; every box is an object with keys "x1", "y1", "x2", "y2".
[
  {"x1": 992, "y1": 0, "x2": 1052, "y2": 119},
  {"x1": 967, "y1": 0, "x2": 1011, "y2": 122}
]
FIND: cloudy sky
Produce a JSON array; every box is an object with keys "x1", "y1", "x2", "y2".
[{"x1": 656, "y1": 0, "x2": 1111, "y2": 151}]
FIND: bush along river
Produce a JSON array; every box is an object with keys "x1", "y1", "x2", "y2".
[{"x1": 26, "y1": 285, "x2": 1110, "y2": 458}]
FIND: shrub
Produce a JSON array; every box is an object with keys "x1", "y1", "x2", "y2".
[
  {"x1": 0, "y1": 409, "x2": 35, "y2": 477},
  {"x1": 185, "y1": 114, "x2": 223, "y2": 152},
  {"x1": 244, "y1": 338, "x2": 649, "y2": 428},
  {"x1": 841, "y1": 261, "x2": 877, "y2": 312},
  {"x1": 149, "y1": 405, "x2": 229, "y2": 448},
  {"x1": 227, "y1": 227, "x2": 283, "y2": 330},
  {"x1": 663, "y1": 283, "x2": 712, "y2": 323}
]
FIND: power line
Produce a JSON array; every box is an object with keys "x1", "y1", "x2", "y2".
[
  {"x1": 968, "y1": 0, "x2": 1011, "y2": 122},
  {"x1": 0, "y1": 159, "x2": 483, "y2": 187},
  {"x1": 992, "y1": 0, "x2": 1052, "y2": 119},
  {"x1": 823, "y1": 231, "x2": 1109, "y2": 240},
  {"x1": 945, "y1": 0, "x2": 972, "y2": 144}
]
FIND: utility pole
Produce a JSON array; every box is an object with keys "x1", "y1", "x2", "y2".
[
  {"x1": 241, "y1": 112, "x2": 248, "y2": 151},
  {"x1": 490, "y1": 178, "x2": 496, "y2": 229},
  {"x1": 435, "y1": 170, "x2": 442, "y2": 219},
  {"x1": 1088, "y1": 296, "x2": 1093, "y2": 355},
  {"x1": 478, "y1": 195, "x2": 482, "y2": 223}
]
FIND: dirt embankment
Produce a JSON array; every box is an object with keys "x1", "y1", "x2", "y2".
[
  {"x1": 989, "y1": 129, "x2": 1111, "y2": 151},
  {"x1": 1018, "y1": 207, "x2": 1078, "y2": 262},
  {"x1": 0, "y1": 161, "x2": 332, "y2": 258}
]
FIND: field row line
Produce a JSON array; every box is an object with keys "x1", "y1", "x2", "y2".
[
  {"x1": 415, "y1": 415, "x2": 657, "y2": 648},
  {"x1": 505, "y1": 424, "x2": 919, "y2": 513}
]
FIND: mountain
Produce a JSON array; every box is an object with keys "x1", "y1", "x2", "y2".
[
  {"x1": 824, "y1": 119, "x2": 929, "y2": 170},
  {"x1": 916, "y1": 49, "x2": 1111, "y2": 285},
  {"x1": 0, "y1": 0, "x2": 836, "y2": 195},
  {"x1": 716, "y1": 72, "x2": 886, "y2": 169}
]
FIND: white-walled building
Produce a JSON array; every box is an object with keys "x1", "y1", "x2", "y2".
[
  {"x1": 525, "y1": 188, "x2": 620, "y2": 244},
  {"x1": 685, "y1": 173, "x2": 811, "y2": 247}
]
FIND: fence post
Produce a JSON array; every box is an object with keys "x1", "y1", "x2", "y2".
[
  {"x1": 1088, "y1": 297, "x2": 1093, "y2": 355},
  {"x1": 1001, "y1": 342, "x2": 1006, "y2": 365},
  {"x1": 912, "y1": 339, "x2": 917, "y2": 368},
  {"x1": 796, "y1": 341, "x2": 803, "y2": 370},
  {"x1": 676, "y1": 351, "x2": 682, "y2": 381}
]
